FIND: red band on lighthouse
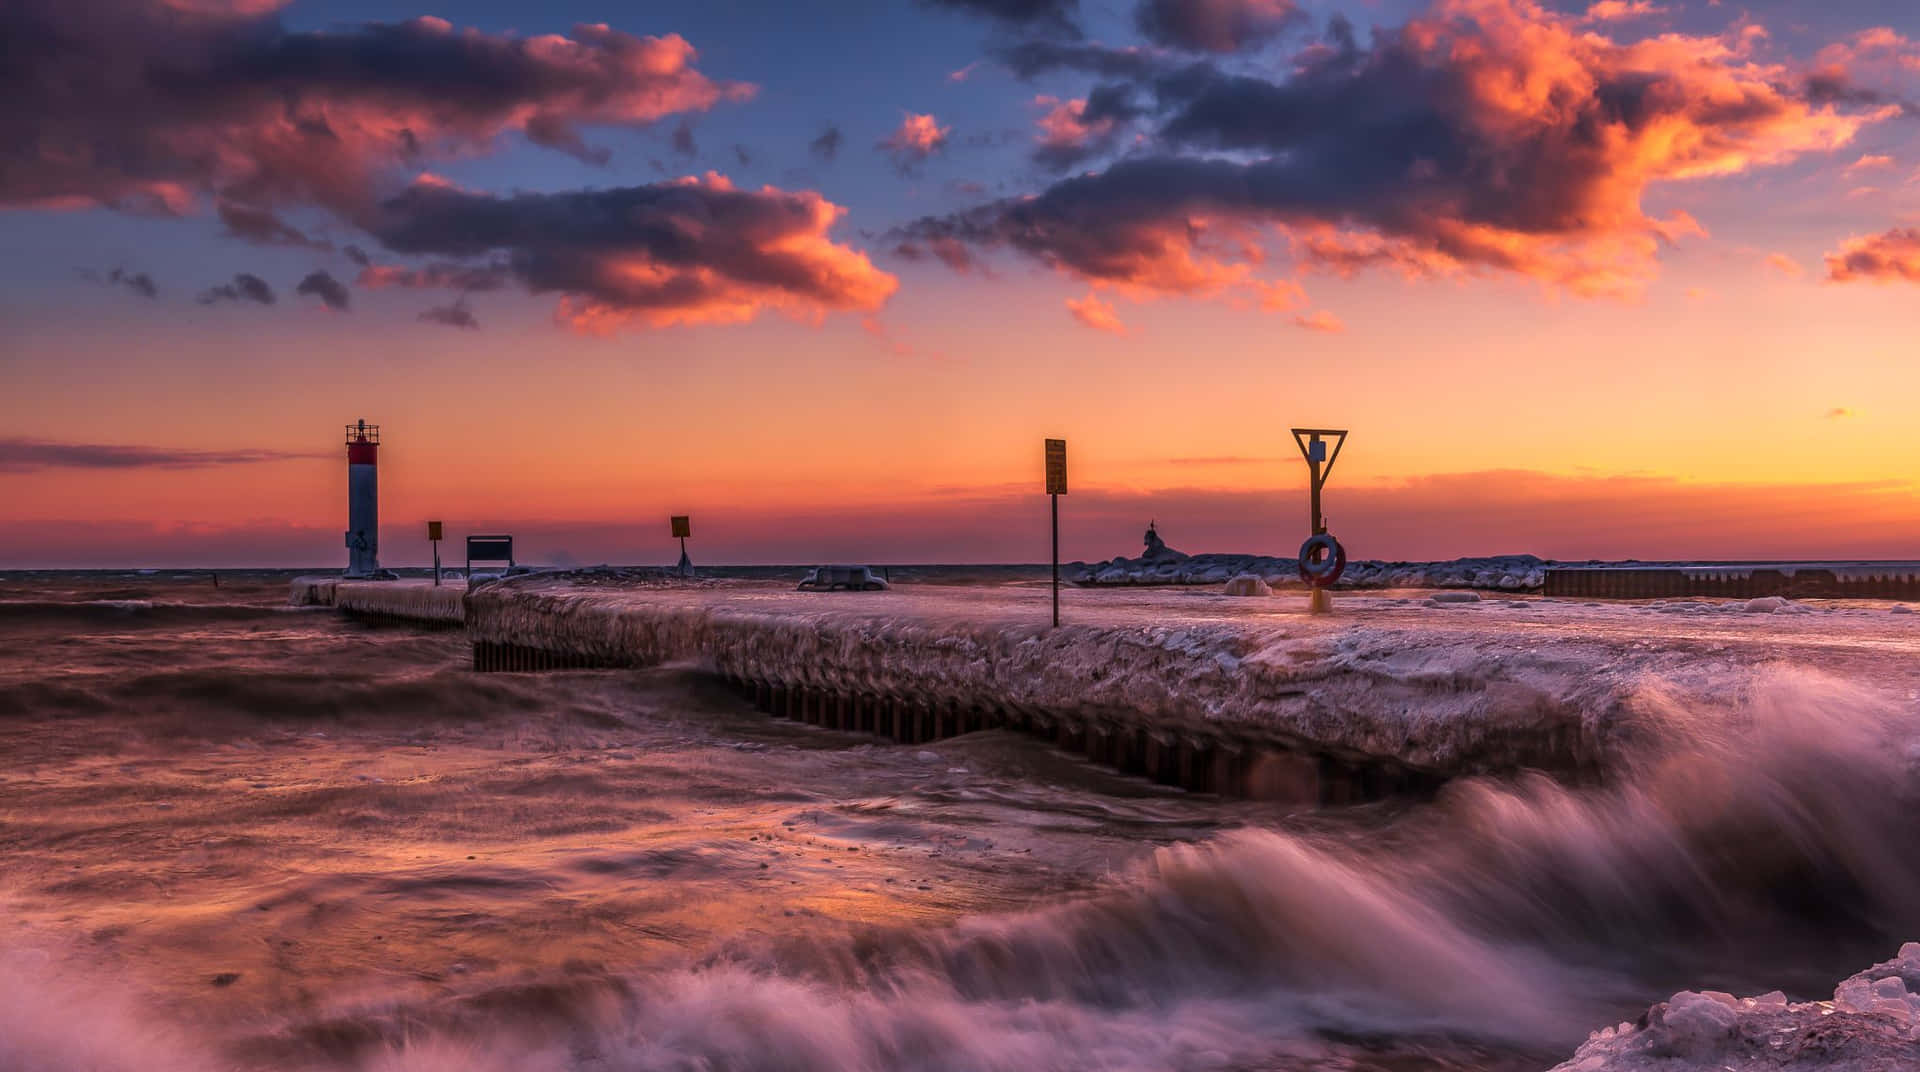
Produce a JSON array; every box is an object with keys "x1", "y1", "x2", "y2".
[{"x1": 347, "y1": 442, "x2": 377, "y2": 465}]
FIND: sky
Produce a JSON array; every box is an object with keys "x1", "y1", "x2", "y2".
[{"x1": 2, "y1": 0, "x2": 1919, "y2": 567}]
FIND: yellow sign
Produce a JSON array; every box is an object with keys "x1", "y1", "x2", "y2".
[
  {"x1": 670, "y1": 515, "x2": 691, "y2": 539},
  {"x1": 1044, "y1": 439, "x2": 1067, "y2": 495},
  {"x1": 426, "y1": 521, "x2": 443, "y2": 541}
]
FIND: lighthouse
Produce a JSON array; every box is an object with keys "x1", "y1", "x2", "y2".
[{"x1": 344, "y1": 420, "x2": 381, "y2": 578}]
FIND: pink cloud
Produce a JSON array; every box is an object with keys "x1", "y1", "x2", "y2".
[
  {"x1": 1065, "y1": 292, "x2": 1129, "y2": 335},
  {"x1": 1581, "y1": 0, "x2": 1665, "y2": 22},
  {"x1": 879, "y1": 113, "x2": 951, "y2": 170},
  {"x1": 1290, "y1": 309, "x2": 1344, "y2": 333},
  {"x1": 0, "y1": 2, "x2": 753, "y2": 220},
  {"x1": 901, "y1": 0, "x2": 1879, "y2": 309},
  {"x1": 1826, "y1": 227, "x2": 1920, "y2": 283}
]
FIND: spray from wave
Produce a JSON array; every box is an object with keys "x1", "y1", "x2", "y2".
[{"x1": 5, "y1": 639, "x2": 1918, "y2": 1071}]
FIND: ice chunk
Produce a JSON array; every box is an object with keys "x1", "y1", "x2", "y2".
[
  {"x1": 1656, "y1": 991, "x2": 1739, "y2": 1057},
  {"x1": 1222, "y1": 574, "x2": 1273, "y2": 597}
]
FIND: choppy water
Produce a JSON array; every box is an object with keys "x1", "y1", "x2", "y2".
[{"x1": 2, "y1": 572, "x2": 1918, "y2": 1071}]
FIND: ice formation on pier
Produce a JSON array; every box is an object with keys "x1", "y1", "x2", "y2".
[
  {"x1": 1554, "y1": 944, "x2": 1920, "y2": 1070},
  {"x1": 1070, "y1": 553, "x2": 1550, "y2": 590}
]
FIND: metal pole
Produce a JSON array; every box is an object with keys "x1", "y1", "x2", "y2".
[
  {"x1": 433, "y1": 542, "x2": 440, "y2": 586},
  {"x1": 1051, "y1": 493, "x2": 1060, "y2": 628}
]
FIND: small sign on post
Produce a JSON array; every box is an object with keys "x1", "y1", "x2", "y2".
[
  {"x1": 1045, "y1": 439, "x2": 1067, "y2": 627},
  {"x1": 670, "y1": 515, "x2": 693, "y2": 576},
  {"x1": 427, "y1": 520, "x2": 443, "y2": 586}
]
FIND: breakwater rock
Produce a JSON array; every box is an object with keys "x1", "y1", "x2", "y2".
[
  {"x1": 1069, "y1": 553, "x2": 1549, "y2": 590},
  {"x1": 1554, "y1": 944, "x2": 1920, "y2": 1070}
]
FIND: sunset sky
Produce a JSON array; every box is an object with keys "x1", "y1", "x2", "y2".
[{"x1": 3, "y1": 0, "x2": 1918, "y2": 567}]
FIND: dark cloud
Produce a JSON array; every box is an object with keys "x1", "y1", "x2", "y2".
[
  {"x1": 367, "y1": 173, "x2": 896, "y2": 332},
  {"x1": 216, "y1": 200, "x2": 323, "y2": 247},
  {"x1": 419, "y1": 297, "x2": 479, "y2": 329},
  {"x1": 905, "y1": 0, "x2": 1876, "y2": 303},
  {"x1": 197, "y1": 273, "x2": 277, "y2": 305},
  {"x1": 922, "y1": 0, "x2": 1080, "y2": 37},
  {"x1": 810, "y1": 125, "x2": 843, "y2": 161},
  {"x1": 343, "y1": 244, "x2": 371, "y2": 267},
  {"x1": 733, "y1": 144, "x2": 753, "y2": 167},
  {"x1": 671, "y1": 119, "x2": 699, "y2": 157},
  {"x1": 1134, "y1": 0, "x2": 1302, "y2": 53},
  {"x1": 0, "y1": 438, "x2": 319, "y2": 472},
  {"x1": 994, "y1": 40, "x2": 1166, "y2": 80},
  {"x1": 1803, "y1": 71, "x2": 1919, "y2": 119},
  {"x1": 90, "y1": 267, "x2": 158, "y2": 299},
  {"x1": 295, "y1": 270, "x2": 351, "y2": 310},
  {"x1": 0, "y1": 0, "x2": 751, "y2": 221}
]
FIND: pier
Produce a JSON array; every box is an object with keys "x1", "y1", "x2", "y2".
[{"x1": 291, "y1": 574, "x2": 1920, "y2": 803}]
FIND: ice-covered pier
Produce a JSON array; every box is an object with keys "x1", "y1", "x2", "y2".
[
  {"x1": 291, "y1": 576, "x2": 466, "y2": 626},
  {"x1": 291, "y1": 574, "x2": 1920, "y2": 801}
]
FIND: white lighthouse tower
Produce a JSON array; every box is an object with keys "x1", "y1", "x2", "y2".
[{"x1": 344, "y1": 420, "x2": 382, "y2": 578}]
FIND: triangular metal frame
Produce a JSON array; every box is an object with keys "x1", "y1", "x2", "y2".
[{"x1": 1290, "y1": 427, "x2": 1348, "y2": 482}]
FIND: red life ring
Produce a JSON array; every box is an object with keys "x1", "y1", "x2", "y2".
[{"x1": 1297, "y1": 533, "x2": 1347, "y2": 587}]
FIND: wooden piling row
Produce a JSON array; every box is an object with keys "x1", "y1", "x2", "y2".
[
  {"x1": 471, "y1": 642, "x2": 621, "y2": 672},
  {"x1": 467, "y1": 647, "x2": 1444, "y2": 805},
  {"x1": 718, "y1": 673, "x2": 1441, "y2": 804}
]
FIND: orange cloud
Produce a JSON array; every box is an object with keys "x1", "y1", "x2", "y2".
[
  {"x1": 1291, "y1": 309, "x2": 1344, "y2": 333},
  {"x1": 1763, "y1": 252, "x2": 1803, "y2": 278},
  {"x1": 375, "y1": 172, "x2": 897, "y2": 332},
  {"x1": 879, "y1": 113, "x2": 951, "y2": 169},
  {"x1": 1032, "y1": 96, "x2": 1121, "y2": 170},
  {"x1": 1065, "y1": 292, "x2": 1129, "y2": 335},
  {"x1": 902, "y1": 0, "x2": 1876, "y2": 308},
  {"x1": 1825, "y1": 227, "x2": 1920, "y2": 282},
  {"x1": 1, "y1": 2, "x2": 752, "y2": 219},
  {"x1": 1582, "y1": 0, "x2": 1665, "y2": 22},
  {"x1": 1846, "y1": 154, "x2": 1897, "y2": 175}
]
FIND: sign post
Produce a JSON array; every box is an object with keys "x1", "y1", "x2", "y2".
[
  {"x1": 670, "y1": 515, "x2": 692, "y2": 577},
  {"x1": 1045, "y1": 439, "x2": 1068, "y2": 628},
  {"x1": 1289, "y1": 428, "x2": 1348, "y2": 615},
  {"x1": 427, "y1": 521, "x2": 443, "y2": 586}
]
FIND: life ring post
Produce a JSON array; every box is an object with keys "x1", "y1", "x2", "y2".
[{"x1": 1290, "y1": 427, "x2": 1349, "y2": 615}]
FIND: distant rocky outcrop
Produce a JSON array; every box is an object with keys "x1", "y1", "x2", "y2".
[
  {"x1": 1068, "y1": 552, "x2": 1549, "y2": 591},
  {"x1": 1139, "y1": 521, "x2": 1187, "y2": 564}
]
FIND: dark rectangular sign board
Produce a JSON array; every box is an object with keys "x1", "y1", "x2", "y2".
[
  {"x1": 1044, "y1": 439, "x2": 1067, "y2": 495},
  {"x1": 466, "y1": 535, "x2": 513, "y2": 563},
  {"x1": 670, "y1": 515, "x2": 691, "y2": 539},
  {"x1": 426, "y1": 521, "x2": 443, "y2": 542}
]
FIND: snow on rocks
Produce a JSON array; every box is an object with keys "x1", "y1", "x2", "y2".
[
  {"x1": 1552, "y1": 943, "x2": 1920, "y2": 1070},
  {"x1": 1222, "y1": 575, "x2": 1273, "y2": 597}
]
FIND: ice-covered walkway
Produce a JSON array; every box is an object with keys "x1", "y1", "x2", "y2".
[{"x1": 313, "y1": 576, "x2": 1920, "y2": 789}]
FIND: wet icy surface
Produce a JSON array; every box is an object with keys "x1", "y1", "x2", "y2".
[{"x1": 456, "y1": 578, "x2": 1920, "y2": 776}]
